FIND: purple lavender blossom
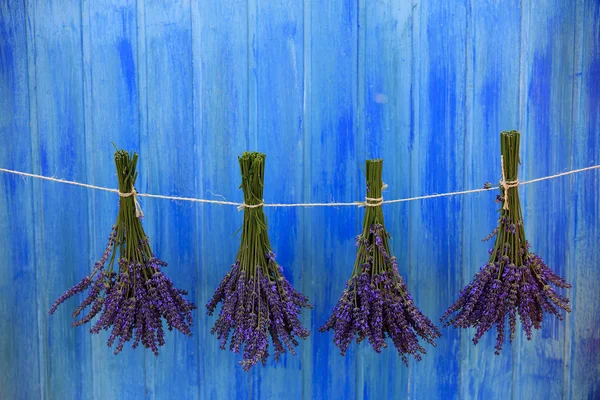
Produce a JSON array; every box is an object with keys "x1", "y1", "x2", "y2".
[
  {"x1": 49, "y1": 148, "x2": 196, "y2": 356},
  {"x1": 321, "y1": 224, "x2": 441, "y2": 364},
  {"x1": 50, "y1": 232, "x2": 196, "y2": 356},
  {"x1": 442, "y1": 247, "x2": 571, "y2": 354},
  {"x1": 207, "y1": 260, "x2": 311, "y2": 371},
  {"x1": 207, "y1": 152, "x2": 312, "y2": 371},
  {"x1": 441, "y1": 130, "x2": 571, "y2": 353}
]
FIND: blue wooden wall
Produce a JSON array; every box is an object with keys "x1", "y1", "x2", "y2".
[{"x1": 1, "y1": 0, "x2": 599, "y2": 399}]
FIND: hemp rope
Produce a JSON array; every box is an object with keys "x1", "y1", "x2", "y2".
[
  {"x1": 0, "y1": 165, "x2": 598, "y2": 208},
  {"x1": 357, "y1": 183, "x2": 389, "y2": 207},
  {"x1": 499, "y1": 155, "x2": 520, "y2": 211},
  {"x1": 237, "y1": 201, "x2": 265, "y2": 211},
  {"x1": 118, "y1": 189, "x2": 145, "y2": 218}
]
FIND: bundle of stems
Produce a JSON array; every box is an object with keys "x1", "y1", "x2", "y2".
[
  {"x1": 50, "y1": 147, "x2": 196, "y2": 355},
  {"x1": 441, "y1": 131, "x2": 571, "y2": 353},
  {"x1": 207, "y1": 152, "x2": 312, "y2": 371},
  {"x1": 320, "y1": 159, "x2": 441, "y2": 364}
]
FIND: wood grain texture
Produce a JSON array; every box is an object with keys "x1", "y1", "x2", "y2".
[
  {"x1": 305, "y1": 0, "x2": 360, "y2": 398},
  {"x1": 514, "y1": 1, "x2": 579, "y2": 399},
  {"x1": 31, "y1": 1, "x2": 94, "y2": 399},
  {"x1": 0, "y1": 0, "x2": 598, "y2": 399},
  {"x1": 461, "y1": 1, "x2": 521, "y2": 399},
  {"x1": 357, "y1": 0, "x2": 412, "y2": 398},
  {"x1": 409, "y1": 1, "x2": 466, "y2": 398},
  {"x1": 0, "y1": 2, "x2": 41, "y2": 399},
  {"x1": 569, "y1": 1, "x2": 600, "y2": 399}
]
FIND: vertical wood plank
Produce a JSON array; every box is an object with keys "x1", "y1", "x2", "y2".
[
  {"x1": 356, "y1": 1, "x2": 413, "y2": 398},
  {"x1": 196, "y1": 0, "x2": 251, "y2": 398},
  {"x1": 32, "y1": 1, "x2": 94, "y2": 398},
  {"x1": 569, "y1": 1, "x2": 600, "y2": 398},
  {"x1": 301, "y1": 0, "x2": 312, "y2": 397},
  {"x1": 514, "y1": 1, "x2": 578, "y2": 398},
  {"x1": 409, "y1": 1, "x2": 466, "y2": 398},
  {"x1": 563, "y1": 1, "x2": 585, "y2": 396},
  {"x1": 305, "y1": 0, "x2": 359, "y2": 398},
  {"x1": 251, "y1": 0, "x2": 305, "y2": 398},
  {"x1": 142, "y1": 1, "x2": 199, "y2": 398},
  {"x1": 0, "y1": 2, "x2": 42, "y2": 399},
  {"x1": 461, "y1": 2, "x2": 521, "y2": 399},
  {"x1": 81, "y1": 1, "x2": 147, "y2": 399}
]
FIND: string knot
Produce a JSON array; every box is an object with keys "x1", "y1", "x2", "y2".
[
  {"x1": 119, "y1": 188, "x2": 144, "y2": 218},
  {"x1": 237, "y1": 201, "x2": 265, "y2": 212},
  {"x1": 500, "y1": 155, "x2": 519, "y2": 211},
  {"x1": 357, "y1": 182, "x2": 387, "y2": 207}
]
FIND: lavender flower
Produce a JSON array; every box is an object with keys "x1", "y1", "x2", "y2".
[
  {"x1": 321, "y1": 159, "x2": 441, "y2": 364},
  {"x1": 49, "y1": 148, "x2": 196, "y2": 355},
  {"x1": 207, "y1": 152, "x2": 312, "y2": 371},
  {"x1": 441, "y1": 131, "x2": 571, "y2": 354}
]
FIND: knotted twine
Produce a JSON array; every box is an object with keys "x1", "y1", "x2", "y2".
[
  {"x1": 499, "y1": 155, "x2": 519, "y2": 211},
  {"x1": 119, "y1": 188, "x2": 145, "y2": 218}
]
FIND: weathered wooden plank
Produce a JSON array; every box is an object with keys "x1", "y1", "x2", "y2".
[
  {"x1": 31, "y1": 1, "x2": 94, "y2": 398},
  {"x1": 195, "y1": 0, "x2": 252, "y2": 398},
  {"x1": 569, "y1": 1, "x2": 600, "y2": 398},
  {"x1": 355, "y1": 0, "x2": 413, "y2": 398},
  {"x1": 408, "y1": 1, "x2": 466, "y2": 398},
  {"x1": 141, "y1": 1, "x2": 200, "y2": 398},
  {"x1": 250, "y1": 0, "x2": 306, "y2": 397},
  {"x1": 305, "y1": 0, "x2": 359, "y2": 398},
  {"x1": 513, "y1": 1, "x2": 578, "y2": 398},
  {"x1": 80, "y1": 0, "x2": 147, "y2": 399},
  {"x1": 0, "y1": 2, "x2": 41, "y2": 399},
  {"x1": 460, "y1": 2, "x2": 521, "y2": 399}
]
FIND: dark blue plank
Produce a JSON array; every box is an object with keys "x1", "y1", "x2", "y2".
[{"x1": 0, "y1": 2, "x2": 41, "y2": 399}]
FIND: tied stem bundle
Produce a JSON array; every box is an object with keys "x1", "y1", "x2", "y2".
[
  {"x1": 49, "y1": 147, "x2": 196, "y2": 355},
  {"x1": 320, "y1": 159, "x2": 441, "y2": 365},
  {"x1": 207, "y1": 152, "x2": 312, "y2": 371},
  {"x1": 441, "y1": 131, "x2": 571, "y2": 354}
]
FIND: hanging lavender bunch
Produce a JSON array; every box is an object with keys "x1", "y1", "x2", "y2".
[
  {"x1": 441, "y1": 130, "x2": 571, "y2": 354},
  {"x1": 49, "y1": 147, "x2": 196, "y2": 355},
  {"x1": 206, "y1": 152, "x2": 312, "y2": 371},
  {"x1": 320, "y1": 159, "x2": 441, "y2": 365}
]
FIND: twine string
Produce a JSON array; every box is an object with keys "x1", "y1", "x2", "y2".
[
  {"x1": 499, "y1": 155, "x2": 520, "y2": 211},
  {"x1": 118, "y1": 188, "x2": 144, "y2": 218},
  {"x1": 357, "y1": 182, "x2": 388, "y2": 207},
  {"x1": 237, "y1": 201, "x2": 265, "y2": 211},
  {"x1": 0, "y1": 165, "x2": 598, "y2": 208}
]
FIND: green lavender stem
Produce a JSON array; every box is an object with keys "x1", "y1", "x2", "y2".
[
  {"x1": 236, "y1": 152, "x2": 279, "y2": 281},
  {"x1": 489, "y1": 130, "x2": 528, "y2": 276},
  {"x1": 350, "y1": 159, "x2": 391, "y2": 279},
  {"x1": 111, "y1": 149, "x2": 152, "y2": 276}
]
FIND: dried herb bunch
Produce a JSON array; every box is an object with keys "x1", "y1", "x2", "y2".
[
  {"x1": 49, "y1": 147, "x2": 196, "y2": 355},
  {"x1": 207, "y1": 152, "x2": 312, "y2": 371},
  {"x1": 320, "y1": 159, "x2": 441, "y2": 364},
  {"x1": 441, "y1": 131, "x2": 571, "y2": 353}
]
